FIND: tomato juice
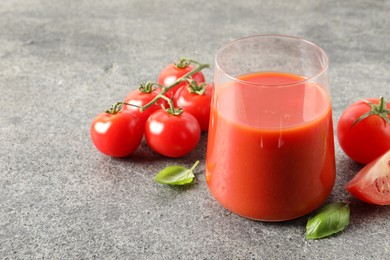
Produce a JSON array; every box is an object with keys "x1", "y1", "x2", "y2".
[{"x1": 206, "y1": 72, "x2": 336, "y2": 221}]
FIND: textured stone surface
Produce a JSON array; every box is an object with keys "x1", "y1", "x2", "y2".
[{"x1": 1, "y1": 0, "x2": 390, "y2": 259}]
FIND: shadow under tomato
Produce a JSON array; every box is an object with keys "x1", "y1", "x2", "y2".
[
  {"x1": 347, "y1": 200, "x2": 390, "y2": 227},
  {"x1": 336, "y1": 154, "x2": 364, "y2": 182},
  {"x1": 124, "y1": 133, "x2": 209, "y2": 164}
]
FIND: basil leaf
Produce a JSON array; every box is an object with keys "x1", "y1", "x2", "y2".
[
  {"x1": 154, "y1": 161, "x2": 199, "y2": 185},
  {"x1": 306, "y1": 202, "x2": 350, "y2": 240}
]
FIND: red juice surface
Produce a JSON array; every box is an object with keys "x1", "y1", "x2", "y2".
[{"x1": 206, "y1": 72, "x2": 336, "y2": 221}]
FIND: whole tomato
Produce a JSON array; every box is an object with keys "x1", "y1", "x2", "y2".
[
  {"x1": 337, "y1": 97, "x2": 390, "y2": 164},
  {"x1": 158, "y1": 58, "x2": 205, "y2": 98},
  {"x1": 90, "y1": 103, "x2": 143, "y2": 157},
  {"x1": 173, "y1": 82, "x2": 213, "y2": 132},
  {"x1": 145, "y1": 109, "x2": 201, "y2": 158},
  {"x1": 123, "y1": 83, "x2": 165, "y2": 125}
]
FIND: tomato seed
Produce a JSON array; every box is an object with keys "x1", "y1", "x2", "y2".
[{"x1": 374, "y1": 176, "x2": 390, "y2": 194}]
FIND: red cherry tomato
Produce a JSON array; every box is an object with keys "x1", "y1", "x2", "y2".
[
  {"x1": 90, "y1": 104, "x2": 143, "y2": 157},
  {"x1": 158, "y1": 60, "x2": 205, "y2": 98},
  {"x1": 346, "y1": 150, "x2": 390, "y2": 205},
  {"x1": 173, "y1": 83, "x2": 213, "y2": 132},
  {"x1": 337, "y1": 97, "x2": 390, "y2": 164},
  {"x1": 145, "y1": 109, "x2": 201, "y2": 158},
  {"x1": 123, "y1": 88, "x2": 162, "y2": 125}
]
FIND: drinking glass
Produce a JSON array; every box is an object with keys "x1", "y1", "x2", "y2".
[{"x1": 206, "y1": 35, "x2": 335, "y2": 221}]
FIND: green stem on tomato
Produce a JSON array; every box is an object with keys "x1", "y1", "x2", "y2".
[
  {"x1": 351, "y1": 96, "x2": 390, "y2": 128},
  {"x1": 105, "y1": 102, "x2": 124, "y2": 114},
  {"x1": 139, "y1": 59, "x2": 210, "y2": 112},
  {"x1": 159, "y1": 95, "x2": 183, "y2": 116},
  {"x1": 174, "y1": 58, "x2": 191, "y2": 69},
  {"x1": 138, "y1": 81, "x2": 156, "y2": 93},
  {"x1": 377, "y1": 96, "x2": 386, "y2": 112},
  {"x1": 105, "y1": 102, "x2": 139, "y2": 114},
  {"x1": 186, "y1": 79, "x2": 206, "y2": 95}
]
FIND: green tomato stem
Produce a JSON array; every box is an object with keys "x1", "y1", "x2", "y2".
[
  {"x1": 159, "y1": 95, "x2": 183, "y2": 116},
  {"x1": 105, "y1": 102, "x2": 124, "y2": 114},
  {"x1": 187, "y1": 79, "x2": 207, "y2": 95},
  {"x1": 138, "y1": 81, "x2": 156, "y2": 93},
  {"x1": 174, "y1": 58, "x2": 191, "y2": 69},
  {"x1": 105, "y1": 102, "x2": 140, "y2": 114},
  {"x1": 139, "y1": 60, "x2": 210, "y2": 112},
  {"x1": 377, "y1": 96, "x2": 386, "y2": 112},
  {"x1": 351, "y1": 96, "x2": 390, "y2": 128}
]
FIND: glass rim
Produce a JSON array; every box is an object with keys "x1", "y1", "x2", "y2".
[{"x1": 215, "y1": 34, "x2": 329, "y2": 87}]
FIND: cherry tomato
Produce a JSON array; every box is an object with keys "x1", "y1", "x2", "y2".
[
  {"x1": 145, "y1": 109, "x2": 201, "y2": 158},
  {"x1": 158, "y1": 60, "x2": 205, "y2": 98},
  {"x1": 337, "y1": 97, "x2": 390, "y2": 164},
  {"x1": 346, "y1": 150, "x2": 390, "y2": 205},
  {"x1": 123, "y1": 88, "x2": 162, "y2": 125},
  {"x1": 173, "y1": 83, "x2": 213, "y2": 132},
  {"x1": 90, "y1": 103, "x2": 143, "y2": 157}
]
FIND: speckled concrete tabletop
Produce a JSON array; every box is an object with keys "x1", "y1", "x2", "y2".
[{"x1": 1, "y1": 0, "x2": 390, "y2": 259}]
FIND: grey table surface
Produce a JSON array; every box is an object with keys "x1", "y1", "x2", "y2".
[{"x1": 1, "y1": 0, "x2": 390, "y2": 259}]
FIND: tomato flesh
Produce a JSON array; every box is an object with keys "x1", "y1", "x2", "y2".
[{"x1": 346, "y1": 150, "x2": 390, "y2": 205}]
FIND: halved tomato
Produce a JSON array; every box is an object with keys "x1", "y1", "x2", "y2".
[{"x1": 346, "y1": 150, "x2": 390, "y2": 205}]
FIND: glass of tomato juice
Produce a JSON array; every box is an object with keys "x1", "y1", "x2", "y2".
[{"x1": 206, "y1": 35, "x2": 336, "y2": 221}]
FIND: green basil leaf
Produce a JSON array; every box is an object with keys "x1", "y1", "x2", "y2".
[
  {"x1": 306, "y1": 202, "x2": 350, "y2": 240},
  {"x1": 154, "y1": 161, "x2": 199, "y2": 185}
]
